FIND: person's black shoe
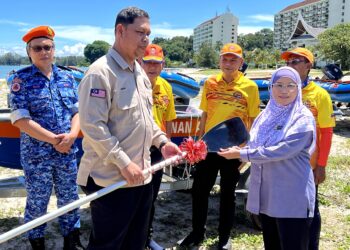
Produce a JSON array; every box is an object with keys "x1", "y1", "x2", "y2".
[
  {"x1": 218, "y1": 238, "x2": 232, "y2": 250},
  {"x1": 63, "y1": 229, "x2": 85, "y2": 250},
  {"x1": 29, "y1": 237, "x2": 45, "y2": 250},
  {"x1": 145, "y1": 239, "x2": 165, "y2": 250},
  {"x1": 177, "y1": 231, "x2": 206, "y2": 247}
]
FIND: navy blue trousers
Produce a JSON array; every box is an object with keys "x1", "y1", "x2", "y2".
[
  {"x1": 309, "y1": 186, "x2": 321, "y2": 250},
  {"x1": 81, "y1": 176, "x2": 152, "y2": 250},
  {"x1": 260, "y1": 213, "x2": 312, "y2": 250}
]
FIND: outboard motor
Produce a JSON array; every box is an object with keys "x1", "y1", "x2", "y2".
[{"x1": 322, "y1": 64, "x2": 343, "y2": 81}]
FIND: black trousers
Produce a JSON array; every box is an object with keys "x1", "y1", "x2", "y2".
[
  {"x1": 260, "y1": 213, "x2": 312, "y2": 250},
  {"x1": 81, "y1": 176, "x2": 152, "y2": 250},
  {"x1": 191, "y1": 153, "x2": 240, "y2": 240},
  {"x1": 309, "y1": 186, "x2": 320, "y2": 250},
  {"x1": 147, "y1": 147, "x2": 164, "y2": 239}
]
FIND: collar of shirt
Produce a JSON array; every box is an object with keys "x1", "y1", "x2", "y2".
[
  {"x1": 215, "y1": 71, "x2": 243, "y2": 85},
  {"x1": 302, "y1": 80, "x2": 316, "y2": 92},
  {"x1": 30, "y1": 63, "x2": 57, "y2": 81},
  {"x1": 108, "y1": 48, "x2": 134, "y2": 72}
]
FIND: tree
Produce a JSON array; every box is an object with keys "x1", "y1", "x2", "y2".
[
  {"x1": 84, "y1": 40, "x2": 111, "y2": 64},
  {"x1": 238, "y1": 28, "x2": 273, "y2": 51},
  {"x1": 152, "y1": 36, "x2": 193, "y2": 66},
  {"x1": 194, "y1": 42, "x2": 218, "y2": 68},
  {"x1": 0, "y1": 52, "x2": 28, "y2": 65},
  {"x1": 317, "y1": 23, "x2": 350, "y2": 69}
]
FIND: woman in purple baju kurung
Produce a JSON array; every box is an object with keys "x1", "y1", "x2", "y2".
[{"x1": 218, "y1": 66, "x2": 316, "y2": 250}]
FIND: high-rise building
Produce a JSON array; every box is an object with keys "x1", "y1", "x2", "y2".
[
  {"x1": 274, "y1": 0, "x2": 350, "y2": 50},
  {"x1": 193, "y1": 10, "x2": 238, "y2": 52}
]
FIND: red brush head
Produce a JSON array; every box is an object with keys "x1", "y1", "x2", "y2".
[{"x1": 179, "y1": 137, "x2": 207, "y2": 165}]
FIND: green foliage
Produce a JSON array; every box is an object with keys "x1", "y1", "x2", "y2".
[
  {"x1": 194, "y1": 42, "x2": 218, "y2": 68},
  {"x1": 84, "y1": 40, "x2": 111, "y2": 64},
  {"x1": 0, "y1": 53, "x2": 87, "y2": 66},
  {"x1": 55, "y1": 56, "x2": 87, "y2": 66},
  {"x1": 152, "y1": 36, "x2": 193, "y2": 67},
  {"x1": 238, "y1": 28, "x2": 274, "y2": 51},
  {"x1": 0, "y1": 52, "x2": 30, "y2": 65},
  {"x1": 244, "y1": 48, "x2": 283, "y2": 68},
  {"x1": 317, "y1": 23, "x2": 350, "y2": 69}
]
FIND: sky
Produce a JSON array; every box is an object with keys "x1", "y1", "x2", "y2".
[{"x1": 0, "y1": 0, "x2": 299, "y2": 56}]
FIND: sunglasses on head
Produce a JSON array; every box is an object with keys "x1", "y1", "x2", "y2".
[
  {"x1": 286, "y1": 58, "x2": 307, "y2": 66},
  {"x1": 29, "y1": 45, "x2": 54, "y2": 53}
]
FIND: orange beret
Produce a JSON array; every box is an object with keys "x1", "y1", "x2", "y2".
[{"x1": 22, "y1": 26, "x2": 55, "y2": 43}]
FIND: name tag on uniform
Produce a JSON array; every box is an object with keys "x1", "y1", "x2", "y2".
[
  {"x1": 57, "y1": 82, "x2": 73, "y2": 88},
  {"x1": 90, "y1": 89, "x2": 106, "y2": 98},
  {"x1": 27, "y1": 83, "x2": 45, "y2": 89}
]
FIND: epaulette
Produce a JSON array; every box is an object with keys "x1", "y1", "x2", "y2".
[{"x1": 13, "y1": 65, "x2": 32, "y2": 74}]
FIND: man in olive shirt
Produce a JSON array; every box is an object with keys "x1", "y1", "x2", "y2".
[{"x1": 77, "y1": 7, "x2": 180, "y2": 250}]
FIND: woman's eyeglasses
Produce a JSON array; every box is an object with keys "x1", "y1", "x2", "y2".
[
  {"x1": 29, "y1": 45, "x2": 54, "y2": 53},
  {"x1": 286, "y1": 58, "x2": 307, "y2": 66},
  {"x1": 272, "y1": 83, "x2": 298, "y2": 91}
]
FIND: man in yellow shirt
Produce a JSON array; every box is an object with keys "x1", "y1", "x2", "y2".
[
  {"x1": 178, "y1": 43, "x2": 260, "y2": 250},
  {"x1": 281, "y1": 47, "x2": 335, "y2": 250},
  {"x1": 141, "y1": 44, "x2": 176, "y2": 250}
]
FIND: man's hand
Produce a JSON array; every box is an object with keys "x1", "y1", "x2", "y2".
[
  {"x1": 160, "y1": 141, "x2": 182, "y2": 159},
  {"x1": 120, "y1": 162, "x2": 145, "y2": 186},
  {"x1": 313, "y1": 165, "x2": 326, "y2": 185},
  {"x1": 53, "y1": 133, "x2": 76, "y2": 154}
]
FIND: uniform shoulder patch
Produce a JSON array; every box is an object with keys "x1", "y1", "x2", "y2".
[
  {"x1": 11, "y1": 77, "x2": 22, "y2": 92},
  {"x1": 90, "y1": 89, "x2": 106, "y2": 98}
]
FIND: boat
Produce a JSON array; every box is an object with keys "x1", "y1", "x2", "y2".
[
  {"x1": 315, "y1": 80, "x2": 350, "y2": 103},
  {"x1": 199, "y1": 76, "x2": 350, "y2": 103},
  {"x1": 6, "y1": 66, "x2": 200, "y2": 103},
  {"x1": 253, "y1": 77, "x2": 350, "y2": 103},
  {"x1": 160, "y1": 71, "x2": 200, "y2": 99}
]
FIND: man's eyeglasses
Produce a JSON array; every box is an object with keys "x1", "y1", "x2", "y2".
[
  {"x1": 272, "y1": 83, "x2": 298, "y2": 91},
  {"x1": 286, "y1": 58, "x2": 307, "y2": 66},
  {"x1": 29, "y1": 45, "x2": 54, "y2": 53}
]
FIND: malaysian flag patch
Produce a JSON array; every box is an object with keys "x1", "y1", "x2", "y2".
[{"x1": 90, "y1": 89, "x2": 106, "y2": 98}]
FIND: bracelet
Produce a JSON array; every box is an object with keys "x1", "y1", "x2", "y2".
[{"x1": 159, "y1": 141, "x2": 168, "y2": 151}]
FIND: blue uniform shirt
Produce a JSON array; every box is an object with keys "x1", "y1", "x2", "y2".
[{"x1": 10, "y1": 64, "x2": 79, "y2": 159}]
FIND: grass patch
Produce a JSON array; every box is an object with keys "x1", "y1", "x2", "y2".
[
  {"x1": 197, "y1": 69, "x2": 220, "y2": 75},
  {"x1": 232, "y1": 232, "x2": 263, "y2": 247}
]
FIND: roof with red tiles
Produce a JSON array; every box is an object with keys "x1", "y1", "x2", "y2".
[{"x1": 280, "y1": 0, "x2": 322, "y2": 13}]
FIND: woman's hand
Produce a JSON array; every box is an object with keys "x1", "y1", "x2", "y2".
[{"x1": 217, "y1": 146, "x2": 241, "y2": 159}]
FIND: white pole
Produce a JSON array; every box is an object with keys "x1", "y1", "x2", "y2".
[{"x1": 0, "y1": 152, "x2": 186, "y2": 244}]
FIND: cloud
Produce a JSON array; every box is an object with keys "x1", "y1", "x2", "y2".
[
  {"x1": 0, "y1": 19, "x2": 29, "y2": 27},
  {"x1": 19, "y1": 25, "x2": 114, "y2": 44},
  {"x1": 248, "y1": 14, "x2": 275, "y2": 23},
  {"x1": 151, "y1": 28, "x2": 193, "y2": 39},
  {"x1": 51, "y1": 23, "x2": 193, "y2": 43},
  {"x1": 0, "y1": 46, "x2": 26, "y2": 56},
  {"x1": 53, "y1": 25, "x2": 115, "y2": 44},
  {"x1": 238, "y1": 26, "x2": 273, "y2": 35},
  {"x1": 56, "y1": 43, "x2": 86, "y2": 56}
]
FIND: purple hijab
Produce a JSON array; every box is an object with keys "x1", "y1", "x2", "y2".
[{"x1": 248, "y1": 66, "x2": 316, "y2": 154}]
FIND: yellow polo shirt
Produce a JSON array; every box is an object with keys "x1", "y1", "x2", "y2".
[
  {"x1": 200, "y1": 72, "x2": 260, "y2": 133},
  {"x1": 302, "y1": 80, "x2": 335, "y2": 168},
  {"x1": 152, "y1": 76, "x2": 176, "y2": 132}
]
